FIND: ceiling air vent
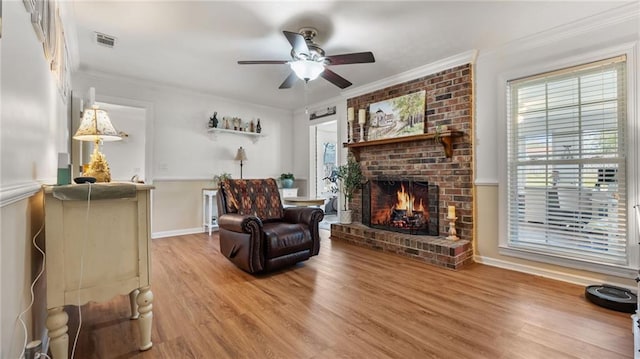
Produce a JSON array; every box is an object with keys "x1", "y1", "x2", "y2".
[{"x1": 95, "y1": 32, "x2": 116, "y2": 48}]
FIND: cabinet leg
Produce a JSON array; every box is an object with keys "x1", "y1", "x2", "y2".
[
  {"x1": 129, "y1": 289, "x2": 140, "y2": 319},
  {"x1": 46, "y1": 307, "x2": 69, "y2": 359},
  {"x1": 136, "y1": 286, "x2": 153, "y2": 351}
]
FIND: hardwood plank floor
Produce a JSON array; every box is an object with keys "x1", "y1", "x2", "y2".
[{"x1": 69, "y1": 230, "x2": 633, "y2": 358}]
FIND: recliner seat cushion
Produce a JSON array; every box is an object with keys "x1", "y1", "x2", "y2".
[{"x1": 263, "y1": 222, "x2": 312, "y2": 259}]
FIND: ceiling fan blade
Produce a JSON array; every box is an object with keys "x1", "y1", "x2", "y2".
[
  {"x1": 325, "y1": 52, "x2": 375, "y2": 65},
  {"x1": 321, "y1": 68, "x2": 352, "y2": 89},
  {"x1": 283, "y1": 31, "x2": 309, "y2": 56},
  {"x1": 237, "y1": 60, "x2": 289, "y2": 65},
  {"x1": 279, "y1": 72, "x2": 298, "y2": 89}
]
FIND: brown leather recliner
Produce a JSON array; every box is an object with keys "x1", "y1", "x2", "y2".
[{"x1": 216, "y1": 178, "x2": 324, "y2": 273}]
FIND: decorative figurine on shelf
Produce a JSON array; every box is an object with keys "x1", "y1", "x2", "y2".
[
  {"x1": 209, "y1": 112, "x2": 219, "y2": 128},
  {"x1": 249, "y1": 119, "x2": 255, "y2": 132},
  {"x1": 223, "y1": 117, "x2": 230, "y2": 129},
  {"x1": 256, "y1": 119, "x2": 262, "y2": 133}
]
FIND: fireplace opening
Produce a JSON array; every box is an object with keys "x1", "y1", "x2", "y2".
[{"x1": 363, "y1": 179, "x2": 439, "y2": 235}]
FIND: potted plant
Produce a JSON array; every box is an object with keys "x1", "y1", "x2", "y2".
[
  {"x1": 212, "y1": 172, "x2": 232, "y2": 189},
  {"x1": 335, "y1": 156, "x2": 364, "y2": 224},
  {"x1": 280, "y1": 173, "x2": 295, "y2": 188}
]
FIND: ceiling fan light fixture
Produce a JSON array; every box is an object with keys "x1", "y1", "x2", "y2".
[{"x1": 290, "y1": 60, "x2": 325, "y2": 81}]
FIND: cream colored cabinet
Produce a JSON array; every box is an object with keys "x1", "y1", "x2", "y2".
[{"x1": 43, "y1": 184, "x2": 154, "y2": 359}]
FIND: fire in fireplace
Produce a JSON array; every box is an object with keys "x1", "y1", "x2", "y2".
[{"x1": 362, "y1": 179, "x2": 439, "y2": 235}]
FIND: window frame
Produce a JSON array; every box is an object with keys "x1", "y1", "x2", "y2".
[{"x1": 497, "y1": 43, "x2": 639, "y2": 277}]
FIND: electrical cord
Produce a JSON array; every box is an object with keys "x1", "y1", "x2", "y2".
[
  {"x1": 70, "y1": 182, "x2": 92, "y2": 359},
  {"x1": 16, "y1": 220, "x2": 45, "y2": 359}
]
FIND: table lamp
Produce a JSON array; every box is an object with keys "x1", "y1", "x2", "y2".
[
  {"x1": 234, "y1": 147, "x2": 248, "y2": 179},
  {"x1": 73, "y1": 105, "x2": 121, "y2": 182}
]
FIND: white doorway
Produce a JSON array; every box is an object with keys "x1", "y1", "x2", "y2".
[{"x1": 311, "y1": 120, "x2": 339, "y2": 225}]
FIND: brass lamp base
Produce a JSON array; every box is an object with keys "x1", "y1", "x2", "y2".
[{"x1": 83, "y1": 142, "x2": 112, "y2": 183}]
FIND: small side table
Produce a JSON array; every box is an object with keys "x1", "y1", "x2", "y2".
[
  {"x1": 283, "y1": 197, "x2": 326, "y2": 207},
  {"x1": 202, "y1": 189, "x2": 218, "y2": 235}
]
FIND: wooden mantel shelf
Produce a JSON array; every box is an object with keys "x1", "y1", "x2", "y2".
[{"x1": 343, "y1": 131, "x2": 463, "y2": 159}]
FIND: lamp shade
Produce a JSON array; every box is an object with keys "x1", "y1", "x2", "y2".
[
  {"x1": 73, "y1": 107, "x2": 121, "y2": 142},
  {"x1": 290, "y1": 60, "x2": 324, "y2": 81},
  {"x1": 234, "y1": 147, "x2": 248, "y2": 161}
]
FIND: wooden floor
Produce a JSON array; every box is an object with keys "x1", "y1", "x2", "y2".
[{"x1": 70, "y1": 230, "x2": 633, "y2": 358}]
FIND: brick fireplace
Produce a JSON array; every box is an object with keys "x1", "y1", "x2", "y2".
[{"x1": 330, "y1": 63, "x2": 474, "y2": 270}]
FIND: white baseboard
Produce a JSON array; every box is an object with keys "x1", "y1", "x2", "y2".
[
  {"x1": 474, "y1": 255, "x2": 636, "y2": 291},
  {"x1": 152, "y1": 227, "x2": 204, "y2": 239}
]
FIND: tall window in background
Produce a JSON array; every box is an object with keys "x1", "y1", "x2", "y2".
[{"x1": 506, "y1": 56, "x2": 628, "y2": 265}]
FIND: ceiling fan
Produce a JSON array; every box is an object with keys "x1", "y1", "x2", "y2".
[{"x1": 238, "y1": 28, "x2": 375, "y2": 89}]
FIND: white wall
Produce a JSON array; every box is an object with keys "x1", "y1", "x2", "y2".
[
  {"x1": 475, "y1": 4, "x2": 639, "y2": 185},
  {"x1": 73, "y1": 71, "x2": 294, "y2": 234},
  {"x1": 1, "y1": 2, "x2": 70, "y2": 357},
  {"x1": 73, "y1": 71, "x2": 293, "y2": 181},
  {"x1": 96, "y1": 102, "x2": 147, "y2": 181},
  {"x1": 474, "y1": 4, "x2": 640, "y2": 286}
]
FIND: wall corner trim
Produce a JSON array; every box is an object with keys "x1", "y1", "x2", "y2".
[{"x1": 0, "y1": 182, "x2": 43, "y2": 207}]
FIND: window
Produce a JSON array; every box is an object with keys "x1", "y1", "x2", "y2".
[{"x1": 506, "y1": 56, "x2": 628, "y2": 266}]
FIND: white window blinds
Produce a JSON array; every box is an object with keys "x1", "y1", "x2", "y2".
[{"x1": 506, "y1": 56, "x2": 627, "y2": 265}]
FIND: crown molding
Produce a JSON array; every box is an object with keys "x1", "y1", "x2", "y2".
[
  {"x1": 341, "y1": 49, "x2": 478, "y2": 100},
  {"x1": 74, "y1": 70, "x2": 293, "y2": 116},
  {"x1": 57, "y1": 1, "x2": 80, "y2": 71},
  {"x1": 479, "y1": 2, "x2": 640, "y2": 59}
]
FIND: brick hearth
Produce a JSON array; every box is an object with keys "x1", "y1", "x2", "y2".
[{"x1": 331, "y1": 223, "x2": 473, "y2": 270}]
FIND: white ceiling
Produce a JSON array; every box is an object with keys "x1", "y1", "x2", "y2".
[{"x1": 70, "y1": 1, "x2": 629, "y2": 111}]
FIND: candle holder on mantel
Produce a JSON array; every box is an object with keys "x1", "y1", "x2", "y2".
[
  {"x1": 446, "y1": 215, "x2": 459, "y2": 241},
  {"x1": 358, "y1": 109, "x2": 366, "y2": 142},
  {"x1": 348, "y1": 121, "x2": 354, "y2": 143}
]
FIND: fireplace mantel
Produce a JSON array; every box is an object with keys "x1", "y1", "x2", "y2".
[{"x1": 343, "y1": 131, "x2": 463, "y2": 160}]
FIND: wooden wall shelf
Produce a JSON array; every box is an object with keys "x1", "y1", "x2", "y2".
[{"x1": 343, "y1": 131, "x2": 463, "y2": 159}]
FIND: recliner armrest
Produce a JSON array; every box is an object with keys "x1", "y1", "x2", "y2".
[
  {"x1": 283, "y1": 207, "x2": 324, "y2": 226},
  {"x1": 218, "y1": 213, "x2": 263, "y2": 233}
]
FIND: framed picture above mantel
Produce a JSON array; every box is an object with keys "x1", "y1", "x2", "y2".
[{"x1": 367, "y1": 90, "x2": 426, "y2": 141}]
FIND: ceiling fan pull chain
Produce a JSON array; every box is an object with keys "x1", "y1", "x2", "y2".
[{"x1": 304, "y1": 81, "x2": 310, "y2": 114}]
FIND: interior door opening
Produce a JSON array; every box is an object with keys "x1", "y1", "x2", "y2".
[{"x1": 312, "y1": 120, "x2": 338, "y2": 224}]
